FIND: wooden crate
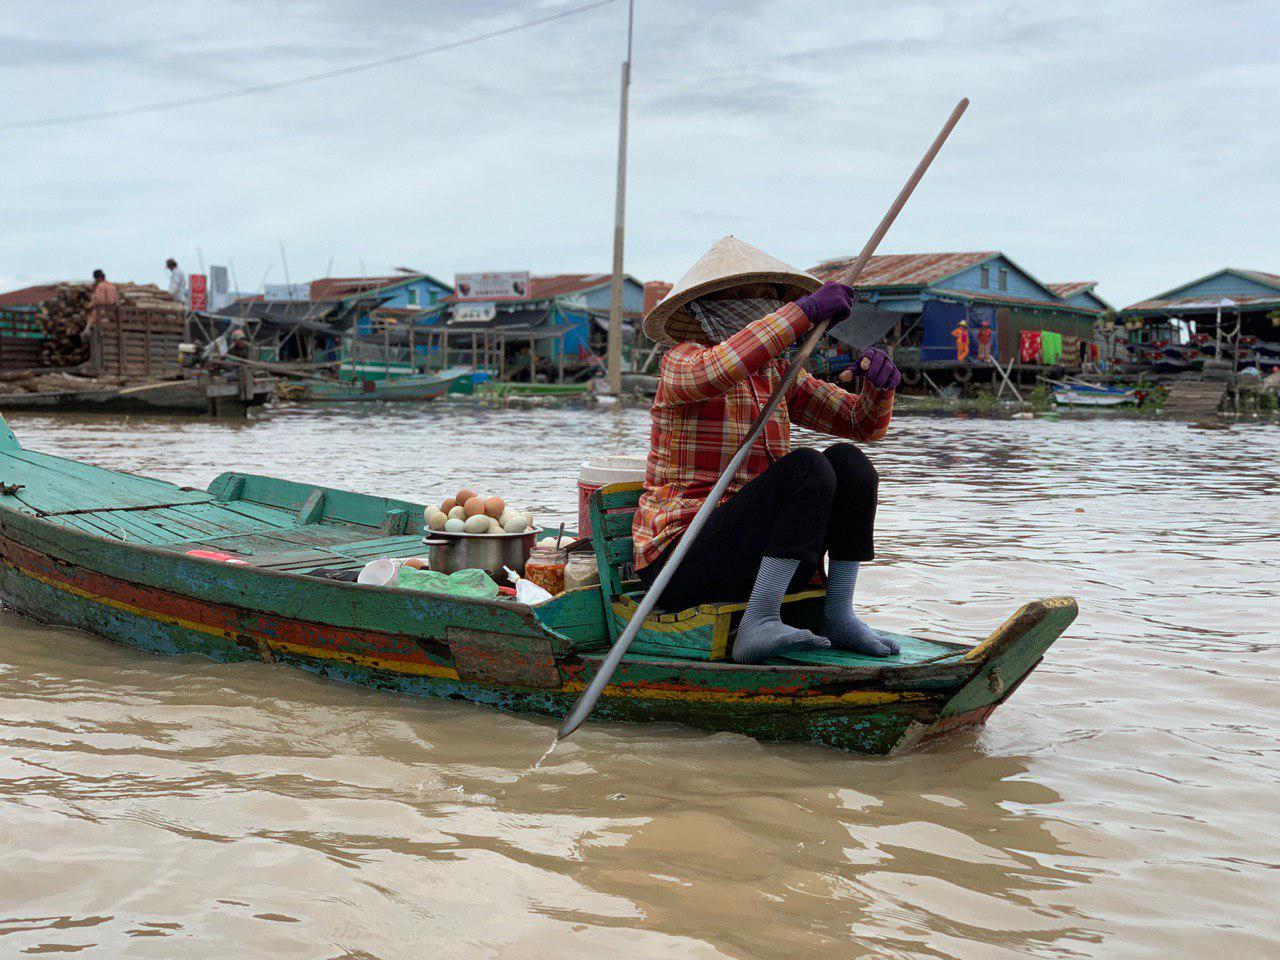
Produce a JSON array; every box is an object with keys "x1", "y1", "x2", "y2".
[
  {"x1": 0, "y1": 309, "x2": 49, "y2": 372},
  {"x1": 97, "y1": 306, "x2": 186, "y2": 379}
]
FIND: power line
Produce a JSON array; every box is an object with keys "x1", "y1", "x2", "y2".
[{"x1": 1, "y1": 0, "x2": 617, "y2": 131}]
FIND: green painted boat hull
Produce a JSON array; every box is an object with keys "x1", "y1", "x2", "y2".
[
  {"x1": 0, "y1": 414, "x2": 1077, "y2": 754},
  {"x1": 280, "y1": 369, "x2": 467, "y2": 402}
]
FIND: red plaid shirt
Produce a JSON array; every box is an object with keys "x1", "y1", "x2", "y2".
[{"x1": 633, "y1": 302, "x2": 895, "y2": 568}]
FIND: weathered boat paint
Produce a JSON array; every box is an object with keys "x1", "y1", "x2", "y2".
[
  {"x1": 278, "y1": 369, "x2": 467, "y2": 403},
  {"x1": 0, "y1": 413, "x2": 1077, "y2": 754}
]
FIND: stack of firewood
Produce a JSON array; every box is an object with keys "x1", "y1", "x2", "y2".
[
  {"x1": 38, "y1": 284, "x2": 93, "y2": 367},
  {"x1": 36, "y1": 283, "x2": 183, "y2": 368}
]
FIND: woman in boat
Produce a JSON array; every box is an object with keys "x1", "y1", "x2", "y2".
[{"x1": 634, "y1": 236, "x2": 902, "y2": 665}]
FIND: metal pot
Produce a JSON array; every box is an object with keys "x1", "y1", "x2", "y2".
[{"x1": 421, "y1": 529, "x2": 536, "y2": 581}]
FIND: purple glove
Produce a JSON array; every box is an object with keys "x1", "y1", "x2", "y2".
[
  {"x1": 856, "y1": 347, "x2": 901, "y2": 391},
  {"x1": 795, "y1": 282, "x2": 855, "y2": 325}
]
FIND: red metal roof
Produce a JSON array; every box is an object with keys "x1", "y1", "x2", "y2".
[
  {"x1": 528, "y1": 274, "x2": 611, "y2": 299},
  {"x1": 1238, "y1": 269, "x2": 1280, "y2": 287},
  {"x1": 0, "y1": 283, "x2": 62, "y2": 308},
  {"x1": 1124, "y1": 292, "x2": 1280, "y2": 312},
  {"x1": 1047, "y1": 281, "x2": 1096, "y2": 299},
  {"x1": 810, "y1": 252, "x2": 997, "y2": 287},
  {"x1": 308, "y1": 276, "x2": 414, "y2": 301}
]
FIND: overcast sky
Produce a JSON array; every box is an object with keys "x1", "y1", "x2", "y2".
[{"x1": 1, "y1": 0, "x2": 1276, "y2": 307}]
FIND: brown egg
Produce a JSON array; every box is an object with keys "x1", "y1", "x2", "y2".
[
  {"x1": 441, "y1": 497, "x2": 457, "y2": 513},
  {"x1": 456, "y1": 488, "x2": 478, "y2": 506},
  {"x1": 484, "y1": 496, "x2": 505, "y2": 519},
  {"x1": 464, "y1": 495, "x2": 486, "y2": 517}
]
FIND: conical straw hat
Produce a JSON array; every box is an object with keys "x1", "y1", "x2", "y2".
[{"x1": 643, "y1": 236, "x2": 821, "y2": 345}]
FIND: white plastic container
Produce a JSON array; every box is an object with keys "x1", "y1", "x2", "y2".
[
  {"x1": 357, "y1": 558, "x2": 403, "y2": 586},
  {"x1": 577, "y1": 454, "x2": 647, "y2": 536}
]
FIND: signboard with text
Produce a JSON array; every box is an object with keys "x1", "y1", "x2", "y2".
[
  {"x1": 453, "y1": 303, "x2": 497, "y2": 323},
  {"x1": 454, "y1": 271, "x2": 530, "y2": 302},
  {"x1": 189, "y1": 273, "x2": 208, "y2": 312}
]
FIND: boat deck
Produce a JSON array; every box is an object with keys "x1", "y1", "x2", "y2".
[
  {"x1": 0, "y1": 445, "x2": 426, "y2": 571},
  {"x1": 0, "y1": 441, "x2": 968, "y2": 669}
]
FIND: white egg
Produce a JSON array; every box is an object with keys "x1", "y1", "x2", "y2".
[
  {"x1": 498, "y1": 509, "x2": 518, "y2": 528},
  {"x1": 447, "y1": 505, "x2": 468, "y2": 522},
  {"x1": 503, "y1": 515, "x2": 529, "y2": 534},
  {"x1": 444, "y1": 517, "x2": 466, "y2": 533},
  {"x1": 463, "y1": 514, "x2": 490, "y2": 534}
]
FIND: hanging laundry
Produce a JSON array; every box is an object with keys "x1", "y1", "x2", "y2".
[
  {"x1": 1020, "y1": 330, "x2": 1042, "y2": 363},
  {"x1": 1040, "y1": 331, "x2": 1063, "y2": 365}
]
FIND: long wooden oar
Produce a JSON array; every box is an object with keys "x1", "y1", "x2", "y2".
[{"x1": 557, "y1": 97, "x2": 970, "y2": 741}]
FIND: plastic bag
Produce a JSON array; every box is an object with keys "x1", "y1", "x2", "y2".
[
  {"x1": 395, "y1": 567, "x2": 499, "y2": 599},
  {"x1": 504, "y1": 566, "x2": 553, "y2": 605}
]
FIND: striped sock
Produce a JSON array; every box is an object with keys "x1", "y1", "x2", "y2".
[
  {"x1": 744, "y1": 556, "x2": 801, "y2": 623},
  {"x1": 823, "y1": 561, "x2": 898, "y2": 657},
  {"x1": 732, "y1": 557, "x2": 829, "y2": 665}
]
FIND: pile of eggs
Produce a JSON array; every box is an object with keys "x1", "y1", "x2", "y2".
[{"x1": 424, "y1": 489, "x2": 534, "y2": 536}]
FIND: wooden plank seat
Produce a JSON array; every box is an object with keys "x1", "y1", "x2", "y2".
[{"x1": 588, "y1": 481, "x2": 828, "y2": 662}]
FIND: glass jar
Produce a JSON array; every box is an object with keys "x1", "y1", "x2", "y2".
[{"x1": 524, "y1": 545, "x2": 567, "y2": 595}]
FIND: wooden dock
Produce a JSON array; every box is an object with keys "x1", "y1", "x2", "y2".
[{"x1": 1161, "y1": 380, "x2": 1227, "y2": 419}]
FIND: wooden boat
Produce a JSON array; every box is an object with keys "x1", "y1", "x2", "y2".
[
  {"x1": 277, "y1": 368, "x2": 468, "y2": 403},
  {"x1": 0, "y1": 414, "x2": 1076, "y2": 755},
  {"x1": 0, "y1": 375, "x2": 272, "y2": 418},
  {"x1": 1050, "y1": 383, "x2": 1137, "y2": 407}
]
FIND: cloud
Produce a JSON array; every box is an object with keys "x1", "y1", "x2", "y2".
[{"x1": 0, "y1": 0, "x2": 1276, "y2": 305}]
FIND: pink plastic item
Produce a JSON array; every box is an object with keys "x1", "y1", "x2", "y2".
[{"x1": 184, "y1": 549, "x2": 250, "y2": 565}]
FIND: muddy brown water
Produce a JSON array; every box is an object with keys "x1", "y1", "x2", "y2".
[{"x1": 0, "y1": 405, "x2": 1276, "y2": 958}]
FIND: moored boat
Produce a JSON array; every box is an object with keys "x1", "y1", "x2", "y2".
[
  {"x1": 0, "y1": 414, "x2": 1076, "y2": 754},
  {"x1": 1051, "y1": 385, "x2": 1138, "y2": 407},
  {"x1": 277, "y1": 368, "x2": 468, "y2": 402}
]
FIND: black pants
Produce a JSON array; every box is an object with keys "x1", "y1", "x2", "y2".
[{"x1": 638, "y1": 443, "x2": 878, "y2": 610}]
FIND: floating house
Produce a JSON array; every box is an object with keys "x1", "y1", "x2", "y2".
[
  {"x1": 1120, "y1": 269, "x2": 1280, "y2": 370},
  {"x1": 309, "y1": 273, "x2": 453, "y2": 337},
  {"x1": 419, "y1": 273, "x2": 646, "y2": 381},
  {"x1": 810, "y1": 252, "x2": 1105, "y2": 381}
]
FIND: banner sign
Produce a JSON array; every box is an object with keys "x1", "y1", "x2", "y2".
[
  {"x1": 189, "y1": 273, "x2": 208, "y2": 312},
  {"x1": 454, "y1": 271, "x2": 530, "y2": 302},
  {"x1": 453, "y1": 303, "x2": 497, "y2": 323},
  {"x1": 263, "y1": 282, "x2": 309, "y2": 302},
  {"x1": 209, "y1": 265, "x2": 232, "y2": 311}
]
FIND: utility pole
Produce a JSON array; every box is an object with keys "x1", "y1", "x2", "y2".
[{"x1": 605, "y1": 0, "x2": 635, "y2": 396}]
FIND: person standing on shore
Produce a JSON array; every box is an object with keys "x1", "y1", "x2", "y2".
[{"x1": 166, "y1": 258, "x2": 188, "y2": 306}]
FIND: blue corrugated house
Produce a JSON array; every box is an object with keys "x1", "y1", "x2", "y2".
[
  {"x1": 1121, "y1": 268, "x2": 1280, "y2": 368},
  {"x1": 310, "y1": 273, "x2": 453, "y2": 336},
  {"x1": 419, "y1": 273, "x2": 646, "y2": 365},
  {"x1": 811, "y1": 252, "x2": 1105, "y2": 374}
]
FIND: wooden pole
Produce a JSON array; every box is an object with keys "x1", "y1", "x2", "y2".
[
  {"x1": 558, "y1": 97, "x2": 971, "y2": 742},
  {"x1": 605, "y1": 0, "x2": 635, "y2": 396}
]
